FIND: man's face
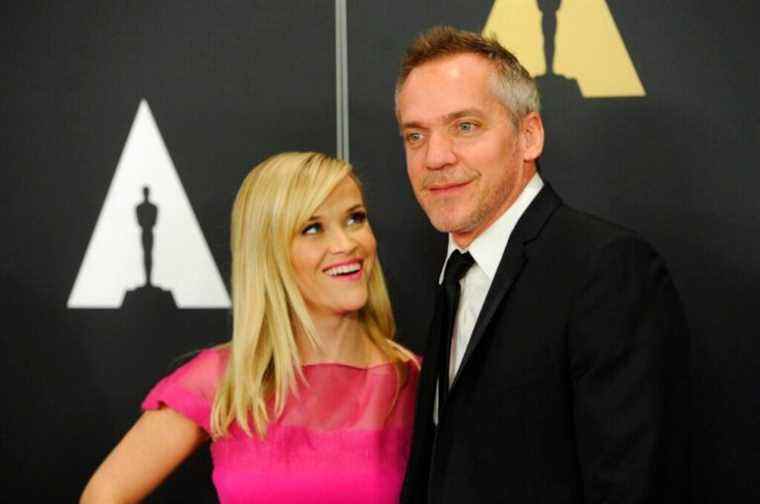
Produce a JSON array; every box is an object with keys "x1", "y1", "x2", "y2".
[{"x1": 397, "y1": 53, "x2": 540, "y2": 247}]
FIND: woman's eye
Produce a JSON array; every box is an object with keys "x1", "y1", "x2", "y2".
[
  {"x1": 347, "y1": 211, "x2": 367, "y2": 226},
  {"x1": 301, "y1": 222, "x2": 321, "y2": 235}
]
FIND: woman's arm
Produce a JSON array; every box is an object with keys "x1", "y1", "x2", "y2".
[{"x1": 80, "y1": 407, "x2": 209, "y2": 503}]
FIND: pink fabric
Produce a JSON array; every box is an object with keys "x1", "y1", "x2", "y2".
[{"x1": 142, "y1": 348, "x2": 419, "y2": 503}]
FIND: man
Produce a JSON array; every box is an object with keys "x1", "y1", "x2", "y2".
[{"x1": 396, "y1": 27, "x2": 689, "y2": 503}]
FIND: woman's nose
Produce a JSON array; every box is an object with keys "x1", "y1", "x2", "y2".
[{"x1": 327, "y1": 227, "x2": 356, "y2": 254}]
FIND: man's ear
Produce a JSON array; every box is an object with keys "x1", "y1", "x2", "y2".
[{"x1": 520, "y1": 112, "x2": 545, "y2": 162}]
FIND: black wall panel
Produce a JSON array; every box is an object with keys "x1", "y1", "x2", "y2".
[{"x1": 2, "y1": 1, "x2": 758, "y2": 501}]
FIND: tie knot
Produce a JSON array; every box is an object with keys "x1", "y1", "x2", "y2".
[{"x1": 443, "y1": 251, "x2": 474, "y2": 286}]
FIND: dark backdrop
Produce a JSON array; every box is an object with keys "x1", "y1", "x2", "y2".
[{"x1": 2, "y1": 1, "x2": 758, "y2": 501}]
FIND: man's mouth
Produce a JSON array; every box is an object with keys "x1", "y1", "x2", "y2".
[{"x1": 427, "y1": 180, "x2": 471, "y2": 194}]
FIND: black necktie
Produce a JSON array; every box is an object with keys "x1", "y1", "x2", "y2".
[{"x1": 437, "y1": 250, "x2": 474, "y2": 418}]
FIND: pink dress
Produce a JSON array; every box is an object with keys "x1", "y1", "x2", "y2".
[{"x1": 142, "y1": 347, "x2": 419, "y2": 503}]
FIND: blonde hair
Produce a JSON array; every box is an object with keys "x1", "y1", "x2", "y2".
[{"x1": 211, "y1": 152, "x2": 415, "y2": 438}]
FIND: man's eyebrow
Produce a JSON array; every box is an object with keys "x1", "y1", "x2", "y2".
[
  {"x1": 399, "y1": 120, "x2": 425, "y2": 132},
  {"x1": 399, "y1": 108, "x2": 484, "y2": 131},
  {"x1": 443, "y1": 108, "x2": 483, "y2": 122}
]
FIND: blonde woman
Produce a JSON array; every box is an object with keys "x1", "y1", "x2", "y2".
[{"x1": 81, "y1": 152, "x2": 419, "y2": 503}]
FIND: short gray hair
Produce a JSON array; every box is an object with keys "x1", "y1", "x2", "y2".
[{"x1": 395, "y1": 25, "x2": 540, "y2": 125}]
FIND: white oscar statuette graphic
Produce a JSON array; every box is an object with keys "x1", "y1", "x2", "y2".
[{"x1": 68, "y1": 99, "x2": 231, "y2": 309}]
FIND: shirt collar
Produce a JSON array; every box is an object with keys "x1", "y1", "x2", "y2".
[{"x1": 440, "y1": 173, "x2": 544, "y2": 283}]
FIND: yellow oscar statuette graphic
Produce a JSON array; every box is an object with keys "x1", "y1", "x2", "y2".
[{"x1": 483, "y1": 0, "x2": 645, "y2": 97}]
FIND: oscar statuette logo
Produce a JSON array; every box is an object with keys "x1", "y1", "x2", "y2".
[
  {"x1": 67, "y1": 100, "x2": 231, "y2": 310},
  {"x1": 483, "y1": 0, "x2": 645, "y2": 99}
]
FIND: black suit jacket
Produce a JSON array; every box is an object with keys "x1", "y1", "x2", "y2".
[{"x1": 401, "y1": 184, "x2": 690, "y2": 503}]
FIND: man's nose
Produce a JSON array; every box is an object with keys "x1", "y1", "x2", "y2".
[{"x1": 424, "y1": 131, "x2": 456, "y2": 170}]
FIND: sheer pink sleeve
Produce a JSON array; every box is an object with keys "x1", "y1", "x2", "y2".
[{"x1": 141, "y1": 347, "x2": 228, "y2": 433}]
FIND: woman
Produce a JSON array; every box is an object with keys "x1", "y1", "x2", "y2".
[{"x1": 81, "y1": 152, "x2": 419, "y2": 503}]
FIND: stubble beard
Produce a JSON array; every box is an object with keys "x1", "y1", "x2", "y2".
[{"x1": 421, "y1": 175, "x2": 515, "y2": 240}]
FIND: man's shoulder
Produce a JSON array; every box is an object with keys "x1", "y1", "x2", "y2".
[
  {"x1": 518, "y1": 181, "x2": 641, "y2": 249},
  {"x1": 525, "y1": 199, "x2": 671, "y2": 297},
  {"x1": 538, "y1": 198, "x2": 657, "y2": 261},
  {"x1": 554, "y1": 203, "x2": 637, "y2": 241}
]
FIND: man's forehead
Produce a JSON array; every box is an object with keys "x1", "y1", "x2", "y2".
[{"x1": 397, "y1": 56, "x2": 502, "y2": 126}]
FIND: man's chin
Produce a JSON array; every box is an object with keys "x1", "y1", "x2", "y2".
[{"x1": 427, "y1": 214, "x2": 472, "y2": 236}]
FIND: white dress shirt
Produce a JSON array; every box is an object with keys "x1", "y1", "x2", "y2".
[{"x1": 434, "y1": 174, "x2": 544, "y2": 422}]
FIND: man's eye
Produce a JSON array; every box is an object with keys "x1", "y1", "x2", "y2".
[
  {"x1": 347, "y1": 211, "x2": 367, "y2": 226},
  {"x1": 301, "y1": 222, "x2": 321, "y2": 235},
  {"x1": 405, "y1": 131, "x2": 423, "y2": 144},
  {"x1": 458, "y1": 121, "x2": 477, "y2": 133}
]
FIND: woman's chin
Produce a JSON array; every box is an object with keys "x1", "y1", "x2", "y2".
[{"x1": 333, "y1": 296, "x2": 369, "y2": 316}]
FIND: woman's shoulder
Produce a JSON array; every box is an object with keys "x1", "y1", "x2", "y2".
[
  {"x1": 402, "y1": 353, "x2": 422, "y2": 386},
  {"x1": 400, "y1": 353, "x2": 421, "y2": 373},
  {"x1": 186, "y1": 345, "x2": 230, "y2": 373},
  {"x1": 389, "y1": 340, "x2": 421, "y2": 374},
  {"x1": 142, "y1": 345, "x2": 230, "y2": 432},
  {"x1": 169, "y1": 345, "x2": 229, "y2": 377},
  {"x1": 153, "y1": 346, "x2": 230, "y2": 398}
]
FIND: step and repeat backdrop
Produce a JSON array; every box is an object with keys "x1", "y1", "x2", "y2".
[{"x1": 2, "y1": 1, "x2": 758, "y2": 501}]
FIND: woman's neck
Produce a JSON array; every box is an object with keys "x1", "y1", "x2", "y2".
[{"x1": 297, "y1": 310, "x2": 372, "y2": 367}]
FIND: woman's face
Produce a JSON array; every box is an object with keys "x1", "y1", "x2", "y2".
[{"x1": 290, "y1": 176, "x2": 377, "y2": 319}]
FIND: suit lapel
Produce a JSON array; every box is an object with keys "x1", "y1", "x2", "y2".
[
  {"x1": 415, "y1": 238, "x2": 448, "y2": 426},
  {"x1": 417, "y1": 287, "x2": 445, "y2": 424},
  {"x1": 401, "y1": 275, "x2": 446, "y2": 499},
  {"x1": 449, "y1": 183, "x2": 563, "y2": 392}
]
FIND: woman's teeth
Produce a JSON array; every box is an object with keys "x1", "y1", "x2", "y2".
[{"x1": 325, "y1": 263, "x2": 361, "y2": 276}]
